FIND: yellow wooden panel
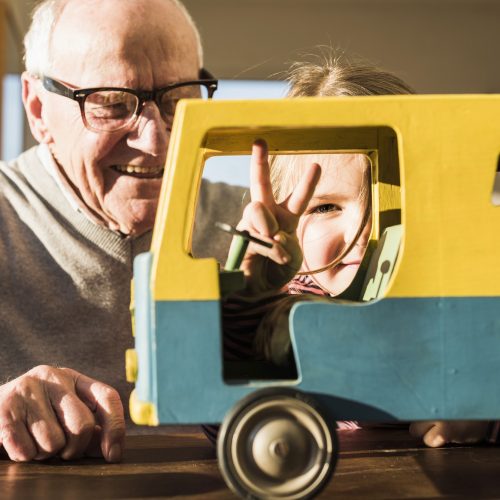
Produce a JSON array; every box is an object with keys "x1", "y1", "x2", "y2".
[
  {"x1": 151, "y1": 117, "x2": 221, "y2": 301},
  {"x1": 151, "y1": 96, "x2": 500, "y2": 301}
]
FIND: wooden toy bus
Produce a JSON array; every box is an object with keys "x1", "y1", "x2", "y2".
[{"x1": 126, "y1": 95, "x2": 500, "y2": 499}]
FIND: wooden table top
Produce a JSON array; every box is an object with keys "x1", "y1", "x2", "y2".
[{"x1": 1, "y1": 426, "x2": 500, "y2": 499}]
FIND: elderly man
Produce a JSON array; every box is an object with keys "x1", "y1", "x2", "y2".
[{"x1": 0, "y1": 0, "x2": 243, "y2": 463}]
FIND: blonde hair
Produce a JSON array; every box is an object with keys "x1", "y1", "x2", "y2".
[
  {"x1": 286, "y1": 53, "x2": 414, "y2": 98},
  {"x1": 271, "y1": 52, "x2": 413, "y2": 202},
  {"x1": 270, "y1": 51, "x2": 413, "y2": 278},
  {"x1": 24, "y1": 0, "x2": 203, "y2": 76}
]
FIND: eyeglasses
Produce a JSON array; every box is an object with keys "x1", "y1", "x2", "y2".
[{"x1": 41, "y1": 69, "x2": 218, "y2": 132}]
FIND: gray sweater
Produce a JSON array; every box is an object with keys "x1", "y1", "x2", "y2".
[{"x1": 0, "y1": 147, "x2": 246, "y2": 420}]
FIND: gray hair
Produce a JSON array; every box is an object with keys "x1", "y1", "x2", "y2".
[{"x1": 24, "y1": 0, "x2": 204, "y2": 76}]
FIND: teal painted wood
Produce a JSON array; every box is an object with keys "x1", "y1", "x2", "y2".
[
  {"x1": 154, "y1": 300, "x2": 270, "y2": 423},
  {"x1": 134, "y1": 254, "x2": 500, "y2": 424},
  {"x1": 290, "y1": 297, "x2": 500, "y2": 421},
  {"x1": 133, "y1": 253, "x2": 258, "y2": 424}
]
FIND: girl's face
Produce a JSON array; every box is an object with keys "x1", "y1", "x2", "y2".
[{"x1": 297, "y1": 154, "x2": 371, "y2": 295}]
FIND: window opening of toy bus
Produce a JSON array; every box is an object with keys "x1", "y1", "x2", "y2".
[
  {"x1": 192, "y1": 148, "x2": 402, "y2": 304},
  {"x1": 192, "y1": 155, "x2": 250, "y2": 265}
]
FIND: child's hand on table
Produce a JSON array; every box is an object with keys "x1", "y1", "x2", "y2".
[{"x1": 409, "y1": 420, "x2": 492, "y2": 447}]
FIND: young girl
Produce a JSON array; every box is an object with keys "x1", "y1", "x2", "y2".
[{"x1": 225, "y1": 53, "x2": 496, "y2": 447}]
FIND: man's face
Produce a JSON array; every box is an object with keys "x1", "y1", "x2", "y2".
[{"x1": 36, "y1": 0, "x2": 200, "y2": 236}]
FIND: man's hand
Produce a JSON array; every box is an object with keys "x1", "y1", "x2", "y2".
[
  {"x1": 0, "y1": 365, "x2": 125, "y2": 462},
  {"x1": 236, "y1": 139, "x2": 321, "y2": 295},
  {"x1": 409, "y1": 420, "x2": 491, "y2": 447}
]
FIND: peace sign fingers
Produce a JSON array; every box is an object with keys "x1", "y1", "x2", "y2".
[{"x1": 235, "y1": 139, "x2": 321, "y2": 295}]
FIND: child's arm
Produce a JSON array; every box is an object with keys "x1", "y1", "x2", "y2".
[{"x1": 234, "y1": 139, "x2": 320, "y2": 296}]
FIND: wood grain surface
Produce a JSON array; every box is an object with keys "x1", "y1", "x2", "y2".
[{"x1": 1, "y1": 427, "x2": 499, "y2": 499}]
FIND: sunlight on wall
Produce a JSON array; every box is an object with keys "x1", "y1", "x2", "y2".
[{"x1": 1, "y1": 75, "x2": 23, "y2": 161}]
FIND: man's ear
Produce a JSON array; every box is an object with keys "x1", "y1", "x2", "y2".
[{"x1": 21, "y1": 72, "x2": 52, "y2": 144}]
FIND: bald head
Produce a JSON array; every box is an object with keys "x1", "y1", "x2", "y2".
[
  {"x1": 46, "y1": 0, "x2": 199, "y2": 88},
  {"x1": 24, "y1": 0, "x2": 202, "y2": 77}
]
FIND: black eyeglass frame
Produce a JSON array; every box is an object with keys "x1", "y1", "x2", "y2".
[{"x1": 41, "y1": 68, "x2": 218, "y2": 132}]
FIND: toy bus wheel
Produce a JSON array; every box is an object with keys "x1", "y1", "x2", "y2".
[{"x1": 217, "y1": 388, "x2": 337, "y2": 499}]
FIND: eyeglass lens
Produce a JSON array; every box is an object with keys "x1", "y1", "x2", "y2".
[
  {"x1": 83, "y1": 84, "x2": 209, "y2": 131},
  {"x1": 84, "y1": 91, "x2": 137, "y2": 130}
]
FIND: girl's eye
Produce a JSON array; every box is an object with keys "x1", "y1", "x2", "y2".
[{"x1": 310, "y1": 203, "x2": 341, "y2": 214}]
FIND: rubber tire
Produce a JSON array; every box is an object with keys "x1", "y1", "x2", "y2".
[{"x1": 217, "y1": 387, "x2": 338, "y2": 499}]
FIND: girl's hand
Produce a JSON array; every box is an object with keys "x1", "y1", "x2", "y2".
[
  {"x1": 235, "y1": 139, "x2": 320, "y2": 295},
  {"x1": 409, "y1": 420, "x2": 491, "y2": 447}
]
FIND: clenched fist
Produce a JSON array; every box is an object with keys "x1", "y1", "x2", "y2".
[{"x1": 0, "y1": 365, "x2": 125, "y2": 462}]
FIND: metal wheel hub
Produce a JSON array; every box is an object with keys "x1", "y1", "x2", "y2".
[
  {"x1": 252, "y1": 417, "x2": 314, "y2": 480},
  {"x1": 220, "y1": 392, "x2": 336, "y2": 499}
]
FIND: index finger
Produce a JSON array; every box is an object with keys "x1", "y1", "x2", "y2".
[
  {"x1": 70, "y1": 370, "x2": 125, "y2": 463},
  {"x1": 250, "y1": 139, "x2": 275, "y2": 208}
]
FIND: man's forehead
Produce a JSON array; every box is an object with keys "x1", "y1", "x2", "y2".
[
  {"x1": 55, "y1": 0, "x2": 176, "y2": 30},
  {"x1": 49, "y1": 0, "x2": 199, "y2": 84}
]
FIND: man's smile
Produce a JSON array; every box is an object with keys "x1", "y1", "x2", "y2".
[{"x1": 111, "y1": 164, "x2": 164, "y2": 178}]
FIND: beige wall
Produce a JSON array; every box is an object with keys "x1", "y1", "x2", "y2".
[
  {"x1": 4, "y1": 0, "x2": 30, "y2": 73},
  {"x1": 184, "y1": 0, "x2": 500, "y2": 93},
  {"x1": 2, "y1": 0, "x2": 500, "y2": 153},
  {"x1": 4, "y1": 0, "x2": 500, "y2": 92}
]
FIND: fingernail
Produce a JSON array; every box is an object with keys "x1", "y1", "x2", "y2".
[{"x1": 107, "y1": 443, "x2": 122, "y2": 463}]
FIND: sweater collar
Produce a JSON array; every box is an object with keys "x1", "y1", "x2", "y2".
[{"x1": 22, "y1": 146, "x2": 152, "y2": 262}]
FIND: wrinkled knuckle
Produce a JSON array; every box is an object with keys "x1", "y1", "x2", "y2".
[
  {"x1": 1, "y1": 391, "x2": 22, "y2": 413},
  {"x1": 99, "y1": 384, "x2": 120, "y2": 402},
  {"x1": 59, "y1": 367, "x2": 75, "y2": 378},
  {"x1": 74, "y1": 420, "x2": 95, "y2": 439},
  {"x1": 252, "y1": 200, "x2": 265, "y2": 211},
  {"x1": 244, "y1": 200, "x2": 263, "y2": 215},
  {"x1": 241, "y1": 203, "x2": 254, "y2": 220},
  {"x1": 13, "y1": 377, "x2": 38, "y2": 400},
  {"x1": 28, "y1": 364, "x2": 54, "y2": 380}
]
